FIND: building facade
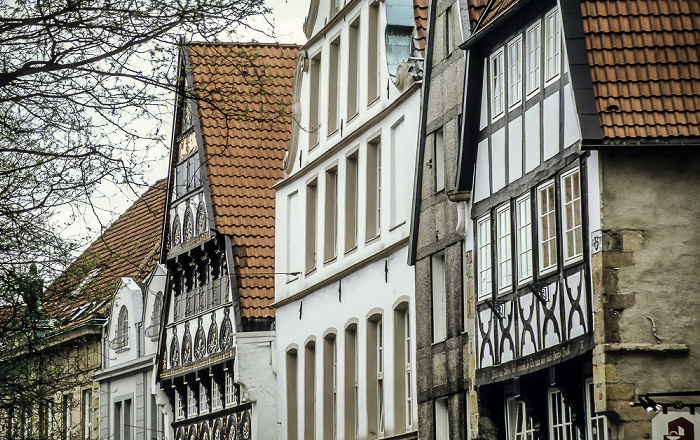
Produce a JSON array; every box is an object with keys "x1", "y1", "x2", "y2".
[
  {"x1": 273, "y1": 0, "x2": 426, "y2": 439},
  {"x1": 408, "y1": 0, "x2": 472, "y2": 438},
  {"x1": 456, "y1": 0, "x2": 700, "y2": 439},
  {"x1": 156, "y1": 42, "x2": 297, "y2": 440}
]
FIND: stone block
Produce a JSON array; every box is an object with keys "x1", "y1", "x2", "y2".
[
  {"x1": 620, "y1": 229, "x2": 647, "y2": 252},
  {"x1": 603, "y1": 251, "x2": 635, "y2": 268},
  {"x1": 621, "y1": 421, "x2": 652, "y2": 440},
  {"x1": 605, "y1": 293, "x2": 635, "y2": 311},
  {"x1": 606, "y1": 383, "x2": 635, "y2": 401},
  {"x1": 605, "y1": 364, "x2": 618, "y2": 383}
]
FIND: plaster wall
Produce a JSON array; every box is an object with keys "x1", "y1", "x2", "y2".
[{"x1": 595, "y1": 151, "x2": 700, "y2": 437}]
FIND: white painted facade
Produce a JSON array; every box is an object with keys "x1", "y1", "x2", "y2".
[
  {"x1": 95, "y1": 264, "x2": 173, "y2": 440},
  {"x1": 274, "y1": 0, "x2": 422, "y2": 438}
]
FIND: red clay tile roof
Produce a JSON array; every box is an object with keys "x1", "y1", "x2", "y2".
[
  {"x1": 581, "y1": 0, "x2": 700, "y2": 139},
  {"x1": 414, "y1": 0, "x2": 429, "y2": 53},
  {"x1": 45, "y1": 179, "x2": 166, "y2": 324},
  {"x1": 186, "y1": 43, "x2": 298, "y2": 319},
  {"x1": 467, "y1": 0, "x2": 489, "y2": 31},
  {"x1": 473, "y1": 0, "x2": 519, "y2": 33}
]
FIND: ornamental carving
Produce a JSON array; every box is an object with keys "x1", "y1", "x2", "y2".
[
  {"x1": 171, "y1": 215, "x2": 182, "y2": 247},
  {"x1": 194, "y1": 317, "x2": 206, "y2": 360},
  {"x1": 226, "y1": 414, "x2": 238, "y2": 440},
  {"x1": 220, "y1": 308, "x2": 233, "y2": 351},
  {"x1": 208, "y1": 313, "x2": 219, "y2": 354},
  {"x1": 170, "y1": 333, "x2": 180, "y2": 369},
  {"x1": 183, "y1": 207, "x2": 194, "y2": 242},
  {"x1": 196, "y1": 202, "x2": 207, "y2": 234},
  {"x1": 182, "y1": 322, "x2": 193, "y2": 364}
]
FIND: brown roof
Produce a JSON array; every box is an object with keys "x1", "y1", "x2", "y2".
[
  {"x1": 414, "y1": 0, "x2": 429, "y2": 53},
  {"x1": 581, "y1": 0, "x2": 700, "y2": 139},
  {"x1": 186, "y1": 43, "x2": 298, "y2": 319},
  {"x1": 46, "y1": 179, "x2": 166, "y2": 325},
  {"x1": 466, "y1": 0, "x2": 489, "y2": 31}
]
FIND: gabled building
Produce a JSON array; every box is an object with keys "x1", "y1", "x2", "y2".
[
  {"x1": 0, "y1": 178, "x2": 166, "y2": 440},
  {"x1": 94, "y1": 263, "x2": 169, "y2": 440},
  {"x1": 455, "y1": 0, "x2": 700, "y2": 439},
  {"x1": 406, "y1": 0, "x2": 473, "y2": 438},
  {"x1": 156, "y1": 42, "x2": 297, "y2": 440},
  {"x1": 273, "y1": 1, "x2": 426, "y2": 439}
]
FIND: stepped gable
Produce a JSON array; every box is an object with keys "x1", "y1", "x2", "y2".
[
  {"x1": 186, "y1": 42, "x2": 298, "y2": 319},
  {"x1": 581, "y1": 0, "x2": 700, "y2": 139},
  {"x1": 46, "y1": 179, "x2": 166, "y2": 326}
]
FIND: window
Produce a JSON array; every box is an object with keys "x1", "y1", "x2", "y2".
[
  {"x1": 366, "y1": 138, "x2": 381, "y2": 241},
  {"x1": 324, "y1": 167, "x2": 338, "y2": 263},
  {"x1": 377, "y1": 319, "x2": 385, "y2": 437},
  {"x1": 328, "y1": 37, "x2": 340, "y2": 135},
  {"x1": 187, "y1": 386, "x2": 197, "y2": 418},
  {"x1": 537, "y1": 181, "x2": 557, "y2": 274},
  {"x1": 561, "y1": 168, "x2": 583, "y2": 263},
  {"x1": 367, "y1": 1, "x2": 380, "y2": 104},
  {"x1": 344, "y1": 325, "x2": 359, "y2": 440},
  {"x1": 323, "y1": 334, "x2": 337, "y2": 439},
  {"x1": 435, "y1": 128, "x2": 445, "y2": 193},
  {"x1": 287, "y1": 191, "x2": 300, "y2": 282},
  {"x1": 199, "y1": 382, "x2": 209, "y2": 415},
  {"x1": 548, "y1": 389, "x2": 577, "y2": 440},
  {"x1": 366, "y1": 315, "x2": 383, "y2": 438},
  {"x1": 490, "y1": 48, "x2": 505, "y2": 119},
  {"x1": 286, "y1": 349, "x2": 298, "y2": 440},
  {"x1": 435, "y1": 397, "x2": 449, "y2": 439},
  {"x1": 585, "y1": 379, "x2": 609, "y2": 440},
  {"x1": 123, "y1": 400, "x2": 131, "y2": 440},
  {"x1": 114, "y1": 402, "x2": 121, "y2": 440},
  {"x1": 304, "y1": 341, "x2": 316, "y2": 440},
  {"x1": 347, "y1": 18, "x2": 360, "y2": 119},
  {"x1": 506, "y1": 398, "x2": 536, "y2": 440},
  {"x1": 526, "y1": 21, "x2": 541, "y2": 95},
  {"x1": 82, "y1": 391, "x2": 92, "y2": 440},
  {"x1": 150, "y1": 292, "x2": 163, "y2": 336},
  {"x1": 309, "y1": 53, "x2": 322, "y2": 148},
  {"x1": 212, "y1": 377, "x2": 223, "y2": 411},
  {"x1": 545, "y1": 8, "x2": 561, "y2": 82},
  {"x1": 508, "y1": 36, "x2": 523, "y2": 107},
  {"x1": 496, "y1": 204, "x2": 513, "y2": 293},
  {"x1": 175, "y1": 391, "x2": 185, "y2": 421},
  {"x1": 477, "y1": 216, "x2": 492, "y2": 300},
  {"x1": 225, "y1": 371, "x2": 237, "y2": 407},
  {"x1": 115, "y1": 306, "x2": 129, "y2": 349},
  {"x1": 305, "y1": 179, "x2": 318, "y2": 274},
  {"x1": 345, "y1": 152, "x2": 359, "y2": 252},
  {"x1": 393, "y1": 306, "x2": 412, "y2": 432},
  {"x1": 445, "y1": 6, "x2": 454, "y2": 55},
  {"x1": 63, "y1": 394, "x2": 72, "y2": 440},
  {"x1": 431, "y1": 253, "x2": 447, "y2": 342},
  {"x1": 516, "y1": 194, "x2": 533, "y2": 283}
]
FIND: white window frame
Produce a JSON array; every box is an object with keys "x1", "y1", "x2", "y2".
[
  {"x1": 477, "y1": 216, "x2": 493, "y2": 300},
  {"x1": 585, "y1": 378, "x2": 609, "y2": 440},
  {"x1": 83, "y1": 390, "x2": 92, "y2": 440},
  {"x1": 404, "y1": 312, "x2": 413, "y2": 430},
  {"x1": 211, "y1": 377, "x2": 222, "y2": 411},
  {"x1": 508, "y1": 36, "x2": 523, "y2": 108},
  {"x1": 496, "y1": 204, "x2": 513, "y2": 294},
  {"x1": 431, "y1": 253, "x2": 448, "y2": 342},
  {"x1": 490, "y1": 48, "x2": 505, "y2": 120},
  {"x1": 377, "y1": 319, "x2": 385, "y2": 438},
  {"x1": 225, "y1": 371, "x2": 237, "y2": 407},
  {"x1": 516, "y1": 194, "x2": 533, "y2": 284},
  {"x1": 187, "y1": 386, "x2": 197, "y2": 418},
  {"x1": 548, "y1": 388, "x2": 577, "y2": 440},
  {"x1": 537, "y1": 181, "x2": 557, "y2": 275},
  {"x1": 544, "y1": 8, "x2": 561, "y2": 83},
  {"x1": 175, "y1": 391, "x2": 184, "y2": 421},
  {"x1": 506, "y1": 398, "x2": 536, "y2": 440},
  {"x1": 435, "y1": 397, "x2": 449, "y2": 439},
  {"x1": 199, "y1": 381, "x2": 209, "y2": 415},
  {"x1": 525, "y1": 20, "x2": 541, "y2": 96},
  {"x1": 561, "y1": 167, "x2": 583, "y2": 264}
]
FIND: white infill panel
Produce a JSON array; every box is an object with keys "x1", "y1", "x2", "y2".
[
  {"x1": 508, "y1": 116, "x2": 523, "y2": 183},
  {"x1": 524, "y1": 103, "x2": 540, "y2": 173},
  {"x1": 543, "y1": 92, "x2": 560, "y2": 161},
  {"x1": 479, "y1": 60, "x2": 489, "y2": 131},
  {"x1": 563, "y1": 83, "x2": 581, "y2": 149},
  {"x1": 474, "y1": 140, "x2": 490, "y2": 202},
  {"x1": 491, "y1": 128, "x2": 506, "y2": 193}
]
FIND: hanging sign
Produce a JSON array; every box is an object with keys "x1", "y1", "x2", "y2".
[{"x1": 652, "y1": 412, "x2": 700, "y2": 440}]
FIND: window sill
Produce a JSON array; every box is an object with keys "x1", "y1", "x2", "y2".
[
  {"x1": 327, "y1": 128, "x2": 340, "y2": 139},
  {"x1": 285, "y1": 276, "x2": 299, "y2": 285},
  {"x1": 323, "y1": 256, "x2": 337, "y2": 266},
  {"x1": 347, "y1": 112, "x2": 359, "y2": 124},
  {"x1": 389, "y1": 221, "x2": 406, "y2": 232},
  {"x1": 344, "y1": 244, "x2": 358, "y2": 256},
  {"x1": 365, "y1": 234, "x2": 381, "y2": 245}
]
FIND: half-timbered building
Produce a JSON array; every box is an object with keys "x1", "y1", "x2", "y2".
[
  {"x1": 156, "y1": 42, "x2": 297, "y2": 440},
  {"x1": 456, "y1": 0, "x2": 700, "y2": 439}
]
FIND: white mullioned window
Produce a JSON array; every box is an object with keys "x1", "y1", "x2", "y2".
[
  {"x1": 199, "y1": 382, "x2": 209, "y2": 415},
  {"x1": 548, "y1": 388, "x2": 577, "y2": 440},
  {"x1": 187, "y1": 386, "x2": 197, "y2": 418},
  {"x1": 477, "y1": 216, "x2": 492, "y2": 300},
  {"x1": 496, "y1": 204, "x2": 513, "y2": 293},
  {"x1": 490, "y1": 48, "x2": 505, "y2": 119},
  {"x1": 377, "y1": 319, "x2": 385, "y2": 437},
  {"x1": 561, "y1": 168, "x2": 583, "y2": 263},
  {"x1": 508, "y1": 36, "x2": 523, "y2": 107},
  {"x1": 176, "y1": 391, "x2": 185, "y2": 421},
  {"x1": 526, "y1": 20, "x2": 541, "y2": 96},
  {"x1": 545, "y1": 8, "x2": 561, "y2": 82},
  {"x1": 83, "y1": 390, "x2": 92, "y2": 440},
  {"x1": 354, "y1": 331, "x2": 359, "y2": 439},
  {"x1": 211, "y1": 377, "x2": 222, "y2": 411},
  {"x1": 506, "y1": 398, "x2": 536, "y2": 440},
  {"x1": 516, "y1": 194, "x2": 533, "y2": 284},
  {"x1": 585, "y1": 378, "x2": 609, "y2": 440},
  {"x1": 225, "y1": 371, "x2": 237, "y2": 407},
  {"x1": 537, "y1": 181, "x2": 557, "y2": 275},
  {"x1": 404, "y1": 312, "x2": 413, "y2": 430}
]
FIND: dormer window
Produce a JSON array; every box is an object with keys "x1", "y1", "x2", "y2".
[{"x1": 114, "y1": 306, "x2": 128, "y2": 350}]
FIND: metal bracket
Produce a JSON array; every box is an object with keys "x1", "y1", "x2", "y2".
[
  {"x1": 485, "y1": 299, "x2": 507, "y2": 320},
  {"x1": 528, "y1": 283, "x2": 549, "y2": 304}
]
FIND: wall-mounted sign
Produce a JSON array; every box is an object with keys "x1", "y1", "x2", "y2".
[
  {"x1": 590, "y1": 229, "x2": 602, "y2": 254},
  {"x1": 652, "y1": 412, "x2": 700, "y2": 440}
]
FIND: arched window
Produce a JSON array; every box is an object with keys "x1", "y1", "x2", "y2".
[
  {"x1": 146, "y1": 292, "x2": 163, "y2": 339},
  {"x1": 115, "y1": 306, "x2": 129, "y2": 349}
]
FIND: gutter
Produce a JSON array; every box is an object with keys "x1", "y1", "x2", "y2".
[{"x1": 407, "y1": 0, "x2": 438, "y2": 266}]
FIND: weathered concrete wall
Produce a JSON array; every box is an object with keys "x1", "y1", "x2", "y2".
[{"x1": 595, "y1": 151, "x2": 700, "y2": 438}]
